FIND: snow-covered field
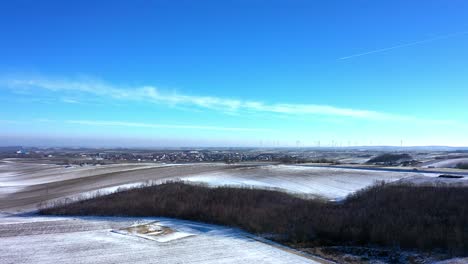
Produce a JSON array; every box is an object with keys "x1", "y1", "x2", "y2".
[
  {"x1": 2, "y1": 159, "x2": 468, "y2": 263},
  {"x1": 182, "y1": 165, "x2": 442, "y2": 199},
  {"x1": 422, "y1": 158, "x2": 468, "y2": 168},
  {"x1": 3, "y1": 159, "x2": 466, "y2": 212},
  {"x1": 0, "y1": 160, "x2": 330, "y2": 264},
  {"x1": 0, "y1": 215, "x2": 321, "y2": 264},
  {"x1": 0, "y1": 160, "x2": 232, "y2": 212}
]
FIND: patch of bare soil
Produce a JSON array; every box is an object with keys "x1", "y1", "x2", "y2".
[
  {"x1": 120, "y1": 221, "x2": 174, "y2": 237},
  {"x1": 113, "y1": 221, "x2": 195, "y2": 242}
]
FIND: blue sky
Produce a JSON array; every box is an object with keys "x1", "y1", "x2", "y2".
[{"x1": 1, "y1": 0, "x2": 468, "y2": 147}]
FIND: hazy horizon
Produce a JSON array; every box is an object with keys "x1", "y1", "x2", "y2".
[{"x1": 2, "y1": 135, "x2": 468, "y2": 149}]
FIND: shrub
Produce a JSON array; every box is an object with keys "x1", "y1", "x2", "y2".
[
  {"x1": 456, "y1": 163, "x2": 468, "y2": 170},
  {"x1": 367, "y1": 153, "x2": 412, "y2": 164}
]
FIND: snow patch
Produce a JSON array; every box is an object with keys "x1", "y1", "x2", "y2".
[{"x1": 181, "y1": 165, "x2": 419, "y2": 199}]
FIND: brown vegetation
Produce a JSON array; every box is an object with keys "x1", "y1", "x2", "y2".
[
  {"x1": 40, "y1": 182, "x2": 468, "y2": 256},
  {"x1": 367, "y1": 153, "x2": 412, "y2": 164}
]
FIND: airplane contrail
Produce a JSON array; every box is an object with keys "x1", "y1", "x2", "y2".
[{"x1": 339, "y1": 31, "x2": 468, "y2": 60}]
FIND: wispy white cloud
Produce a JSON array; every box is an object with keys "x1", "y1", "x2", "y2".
[
  {"x1": 3, "y1": 75, "x2": 464, "y2": 127},
  {"x1": 1, "y1": 76, "x2": 398, "y2": 120},
  {"x1": 62, "y1": 98, "x2": 79, "y2": 104},
  {"x1": 0, "y1": 119, "x2": 23, "y2": 124},
  {"x1": 0, "y1": 117, "x2": 271, "y2": 132},
  {"x1": 34, "y1": 118, "x2": 54, "y2": 123},
  {"x1": 67, "y1": 120, "x2": 271, "y2": 132},
  {"x1": 339, "y1": 31, "x2": 468, "y2": 60}
]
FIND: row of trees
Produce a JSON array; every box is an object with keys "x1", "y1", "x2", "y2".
[{"x1": 41, "y1": 182, "x2": 468, "y2": 256}]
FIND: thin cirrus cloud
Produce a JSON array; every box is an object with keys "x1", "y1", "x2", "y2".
[
  {"x1": 0, "y1": 118, "x2": 271, "y2": 133},
  {"x1": 61, "y1": 98, "x2": 80, "y2": 104},
  {"x1": 66, "y1": 120, "x2": 272, "y2": 132},
  {"x1": 2, "y1": 76, "x2": 401, "y2": 120}
]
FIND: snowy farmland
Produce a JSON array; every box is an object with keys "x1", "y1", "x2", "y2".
[
  {"x1": 0, "y1": 160, "x2": 233, "y2": 212},
  {"x1": 422, "y1": 157, "x2": 468, "y2": 168},
  {"x1": 2, "y1": 159, "x2": 466, "y2": 212},
  {"x1": 182, "y1": 165, "x2": 449, "y2": 199},
  {"x1": 2, "y1": 159, "x2": 468, "y2": 263},
  {"x1": 0, "y1": 215, "x2": 322, "y2": 264}
]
